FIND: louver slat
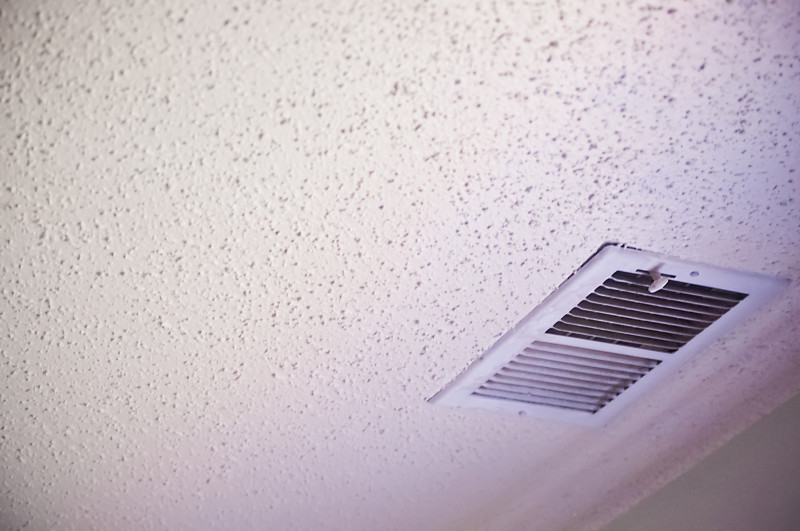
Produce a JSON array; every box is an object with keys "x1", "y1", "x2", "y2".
[
  {"x1": 560, "y1": 314, "x2": 695, "y2": 341},
  {"x1": 472, "y1": 341, "x2": 662, "y2": 413},
  {"x1": 585, "y1": 294, "x2": 720, "y2": 322},
  {"x1": 521, "y1": 350, "x2": 650, "y2": 375},
  {"x1": 594, "y1": 286, "x2": 729, "y2": 316},
  {"x1": 549, "y1": 322, "x2": 684, "y2": 352},
  {"x1": 569, "y1": 307, "x2": 702, "y2": 335},
  {"x1": 546, "y1": 271, "x2": 748, "y2": 353},
  {"x1": 514, "y1": 355, "x2": 645, "y2": 380},
  {"x1": 482, "y1": 381, "x2": 602, "y2": 405},
  {"x1": 473, "y1": 388, "x2": 600, "y2": 412},
  {"x1": 497, "y1": 368, "x2": 626, "y2": 393},
  {"x1": 620, "y1": 271, "x2": 748, "y2": 302},
  {"x1": 604, "y1": 280, "x2": 741, "y2": 309},
  {"x1": 577, "y1": 300, "x2": 709, "y2": 329},
  {"x1": 507, "y1": 359, "x2": 638, "y2": 386},
  {"x1": 489, "y1": 374, "x2": 614, "y2": 398}
]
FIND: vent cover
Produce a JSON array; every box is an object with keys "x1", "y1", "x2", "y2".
[{"x1": 430, "y1": 244, "x2": 787, "y2": 425}]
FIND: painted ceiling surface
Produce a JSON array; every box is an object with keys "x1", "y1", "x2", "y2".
[{"x1": 1, "y1": 1, "x2": 799, "y2": 530}]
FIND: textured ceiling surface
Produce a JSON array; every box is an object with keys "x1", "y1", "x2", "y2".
[{"x1": 1, "y1": 1, "x2": 799, "y2": 530}]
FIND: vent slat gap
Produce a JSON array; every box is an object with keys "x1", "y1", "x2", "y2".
[
  {"x1": 526, "y1": 342, "x2": 661, "y2": 367},
  {"x1": 575, "y1": 304, "x2": 709, "y2": 331},
  {"x1": 561, "y1": 314, "x2": 697, "y2": 341},
  {"x1": 481, "y1": 381, "x2": 604, "y2": 405},
  {"x1": 605, "y1": 278, "x2": 742, "y2": 309},
  {"x1": 515, "y1": 354, "x2": 646, "y2": 380},
  {"x1": 488, "y1": 374, "x2": 616, "y2": 399},
  {"x1": 596, "y1": 286, "x2": 730, "y2": 315},
  {"x1": 586, "y1": 294, "x2": 722, "y2": 322},
  {"x1": 520, "y1": 350, "x2": 651, "y2": 374},
  {"x1": 620, "y1": 271, "x2": 748, "y2": 302},
  {"x1": 499, "y1": 367, "x2": 629, "y2": 393},
  {"x1": 507, "y1": 360, "x2": 635, "y2": 386},
  {"x1": 473, "y1": 389, "x2": 601, "y2": 412},
  {"x1": 549, "y1": 322, "x2": 684, "y2": 352}
]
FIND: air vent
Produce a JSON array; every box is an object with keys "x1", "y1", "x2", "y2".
[{"x1": 430, "y1": 244, "x2": 787, "y2": 426}]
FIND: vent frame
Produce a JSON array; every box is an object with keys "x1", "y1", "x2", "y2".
[{"x1": 429, "y1": 244, "x2": 788, "y2": 426}]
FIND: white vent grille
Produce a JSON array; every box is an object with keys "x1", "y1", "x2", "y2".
[
  {"x1": 430, "y1": 244, "x2": 787, "y2": 426},
  {"x1": 474, "y1": 341, "x2": 661, "y2": 413}
]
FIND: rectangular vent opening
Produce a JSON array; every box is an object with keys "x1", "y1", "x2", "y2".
[
  {"x1": 429, "y1": 243, "x2": 787, "y2": 425},
  {"x1": 472, "y1": 341, "x2": 661, "y2": 413},
  {"x1": 545, "y1": 271, "x2": 748, "y2": 353}
]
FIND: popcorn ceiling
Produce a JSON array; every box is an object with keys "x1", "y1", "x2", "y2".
[{"x1": 1, "y1": 1, "x2": 798, "y2": 530}]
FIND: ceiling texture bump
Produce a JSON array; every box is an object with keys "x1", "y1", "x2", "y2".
[{"x1": 1, "y1": 1, "x2": 799, "y2": 530}]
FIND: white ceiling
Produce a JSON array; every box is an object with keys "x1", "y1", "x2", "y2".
[{"x1": 1, "y1": 1, "x2": 799, "y2": 530}]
